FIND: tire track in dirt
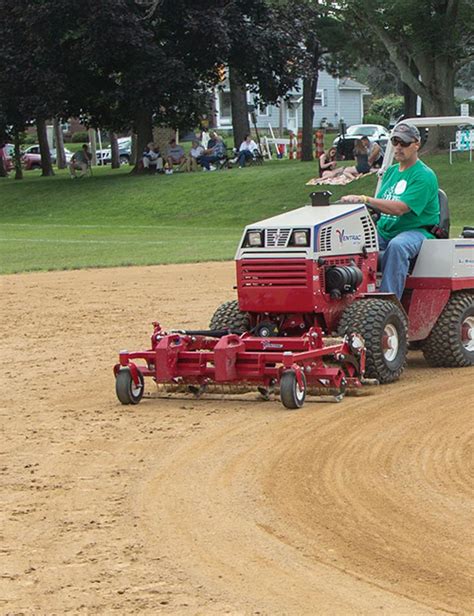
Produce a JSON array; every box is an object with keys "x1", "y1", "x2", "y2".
[
  {"x1": 137, "y1": 366, "x2": 472, "y2": 615},
  {"x1": 1, "y1": 263, "x2": 473, "y2": 614}
]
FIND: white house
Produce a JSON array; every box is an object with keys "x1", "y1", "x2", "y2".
[{"x1": 214, "y1": 70, "x2": 370, "y2": 132}]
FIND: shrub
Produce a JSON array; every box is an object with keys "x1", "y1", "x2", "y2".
[
  {"x1": 71, "y1": 131, "x2": 89, "y2": 143},
  {"x1": 23, "y1": 133, "x2": 38, "y2": 144},
  {"x1": 367, "y1": 95, "x2": 404, "y2": 124},
  {"x1": 363, "y1": 113, "x2": 389, "y2": 126}
]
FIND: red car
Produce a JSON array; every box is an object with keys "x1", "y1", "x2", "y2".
[
  {"x1": 1, "y1": 143, "x2": 42, "y2": 171},
  {"x1": 1, "y1": 143, "x2": 14, "y2": 171}
]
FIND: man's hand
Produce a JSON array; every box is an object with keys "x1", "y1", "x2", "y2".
[{"x1": 341, "y1": 195, "x2": 364, "y2": 204}]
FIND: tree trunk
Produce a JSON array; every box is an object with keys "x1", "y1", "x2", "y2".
[
  {"x1": 402, "y1": 82, "x2": 417, "y2": 119},
  {"x1": 301, "y1": 36, "x2": 320, "y2": 162},
  {"x1": 0, "y1": 152, "x2": 7, "y2": 177},
  {"x1": 229, "y1": 66, "x2": 250, "y2": 149},
  {"x1": 14, "y1": 131, "x2": 23, "y2": 180},
  {"x1": 53, "y1": 118, "x2": 66, "y2": 169},
  {"x1": 37, "y1": 118, "x2": 54, "y2": 176},
  {"x1": 131, "y1": 108, "x2": 153, "y2": 174},
  {"x1": 367, "y1": 19, "x2": 456, "y2": 149},
  {"x1": 110, "y1": 132, "x2": 120, "y2": 169},
  {"x1": 88, "y1": 129, "x2": 97, "y2": 166}
]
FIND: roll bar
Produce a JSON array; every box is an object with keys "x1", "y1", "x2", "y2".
[{"x1": 375, "y1": 115, "x2": 474, "y2": 194}]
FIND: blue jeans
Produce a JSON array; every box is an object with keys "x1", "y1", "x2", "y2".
[
  {"x1": 377, "y1": 230, "x2": 426, "y2": 299},
  {"x1": 199, "y1": 155, "x2": 220, "y2": 170},
  {"x1": 238, "y1": 150, "x2": 253, "y2": 167}
]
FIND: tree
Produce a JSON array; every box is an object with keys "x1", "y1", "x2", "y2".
[
  {"x1": 341, "y1": 0, "x2": 474, "y2": 149},
  {"x1": 222, "y1": 0, "x2": 309, "y2": 148}
]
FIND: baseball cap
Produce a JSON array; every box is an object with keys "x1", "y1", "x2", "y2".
[{"x1": 391, "y1": 123, "x2": 420, "y2": 143}]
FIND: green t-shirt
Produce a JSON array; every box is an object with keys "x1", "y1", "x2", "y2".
[{"x1": 376, "y1": 159, "x2": 440, "y2": 240}]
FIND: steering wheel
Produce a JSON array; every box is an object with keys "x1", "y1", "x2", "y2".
[{"x1": 365, "y1": 202, "x2": 383, "y2": 223}]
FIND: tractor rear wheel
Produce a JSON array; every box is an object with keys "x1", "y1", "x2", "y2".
[
  {"x1": 280, "y1": 370, "x2": 306, "y2": 409},
  {"x1": 209, "y1": 300, "x2": 250, "y2": 333},
  {"x1": 422, "y1": 292, "x2": 474, "y2": 367},
  {"x1": 115, "y1": 368, "x2": 144, "y2": 405},
  {"x1": 338, "y1": 299, "x2": 407, "y2": 383}
]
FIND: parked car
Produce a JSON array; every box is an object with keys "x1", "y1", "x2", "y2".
[
  {"x1": 23, "y1": 144, "x2": 73, "y2": 164},
  {"x1": 22, "y1": 152, "x2": 42, "y2": 170},
  {"x1": 2, "y1": 143, "x2": 14, "y2": 171},
  {"x1": 97, "y1": 137, "x2": 132, "y2": 165},
  {"x1": 332, "y1": 124, "x2": 390, "y2": 160},
  {"x1": 1, "y1": 144, "x2": 41, "y2": 171}
]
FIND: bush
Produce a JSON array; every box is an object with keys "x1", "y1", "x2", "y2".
[
  {"x1": 367, "y1": 95, "x2": 404, "y2": 124},
  {"x1": 363, "y1": 113, "x2": 389, "y2": 126},
  {"x1": 23, "y1": 133, "x2": 38, "y2": 144},
  {"x1": 71, "y1": 131, "x2": 89, "y2": 143}
]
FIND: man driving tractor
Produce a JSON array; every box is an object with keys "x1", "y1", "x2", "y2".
[{"x1": 341, "y1": 123, "x2": 440, "y2": 299}]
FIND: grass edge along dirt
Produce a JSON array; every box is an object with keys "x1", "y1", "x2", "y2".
[{"x1": 0, "y1": 154, "x2": 472, "y2": 274}]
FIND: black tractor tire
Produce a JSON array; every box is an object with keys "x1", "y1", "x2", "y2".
[
  {"x1": 115, "y1": 367, "x2": 144, "y2": 405},
  {"x1": 209, "y1": 300, "x2": 250, "y2": 333},
  {"x1": 422, "y1": 292, "x2": 474, "y2": 367},
  {"x1": 280, "y1": 370, "x2": 306, "y2": 409},
  {"x1": 338, "y1": 299, "x2": 408, "y2": 383}
]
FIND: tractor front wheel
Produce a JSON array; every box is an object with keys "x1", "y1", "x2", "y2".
[
  {"x1": 209, "y1": 300, "x2": 250, "y2": 333},
  {"x1": 115, "y1": 368, "x2": 144, "y2": 405},
  {"x1": 338, "y1": 299, "x2": 407, "y2": 383},
  {"x1": 422, "y1": 292, "x2": 474, "y2": 367},
  {"x1": 280, "y1": 370, "x2": 306, "y2": 409}
]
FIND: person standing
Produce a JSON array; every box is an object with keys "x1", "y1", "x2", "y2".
[{"x1": 341, "y1": 123, "x2": 440, "y2": 299}]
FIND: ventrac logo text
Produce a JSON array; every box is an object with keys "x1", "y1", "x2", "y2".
[{"x1": 336, "y1": 229, "x2": 362, "y2": 244}]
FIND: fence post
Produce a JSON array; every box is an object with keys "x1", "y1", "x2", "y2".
[
  {"x1": 315, "y1": 130, "x2": 325, "y2": 158},
  {"x1": 296, "y1": 131, "x2": 303, "y2": 159}
]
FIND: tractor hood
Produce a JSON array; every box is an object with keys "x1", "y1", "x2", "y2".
[{"x1": 235, "y1": 201, "x2": 379, "y2": 260}]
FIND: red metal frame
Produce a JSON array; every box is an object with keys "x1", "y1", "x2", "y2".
[
  {"x1": 237, "y1": 255, "x2": 378, "y2": 332},
  {"x1": 114, "y1": 323, "x2": 365, "y2": 393}
]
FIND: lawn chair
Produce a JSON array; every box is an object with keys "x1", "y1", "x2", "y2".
[{"x1": 215, "y1": 148, "x2": 233, "y2": 170}]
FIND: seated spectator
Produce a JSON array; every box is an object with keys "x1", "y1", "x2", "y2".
[
  {"x1": 199, "y1": 136, "x2": 227, "y2": 171},
  {"x1": 206, "y1": 131, "x2": 219, "y2": 150},
  {"x1": 187, "y1": 139, "x2": 204, "y2": 172},
  {"x1": 361, "y1": 135, "x2": 384, "y2": 168},
  {"x1": 69, "y1": 144, "x2": 92, "y2": 179},
  {"x1": 235, "y1": 134, "x2": 259, "y2": 168},
  {"x1": 142, "y1": 142, "x2": 163, "y2": 173},
  {"x1": 342, "y1": 139, "x2": 371, "y2": 179},
  {"x1": 165, "y1": 138, "x2": 186, "y2": 173},
  {"x1": 318, "y1": 146, "x2": 344, "y2": 178}
]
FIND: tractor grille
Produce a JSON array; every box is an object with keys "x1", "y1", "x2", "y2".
[
  {"x1": 241, "y1": 259, "x2": 308, "y2": 287},
  {"x1": 266, "y1": 228, "x2": 291, "y2": 247},
  {"x1": 361, "y1": 215, "x2": 378, "y2": 249},
  {"x1": 319, "y1": 226, "x2": 332, "y2": 252}
]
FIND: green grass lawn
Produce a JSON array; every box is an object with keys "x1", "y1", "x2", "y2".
[{"x1": 0, "y1": 154, "x2": 472, "y2": 274}]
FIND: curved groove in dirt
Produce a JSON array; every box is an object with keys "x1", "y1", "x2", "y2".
[{"x1": 2, "y1": 263, "x2": 473, "y2": 614}]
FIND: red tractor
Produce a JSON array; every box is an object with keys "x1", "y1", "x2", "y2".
[{"x1": 114, "y1": 117, "x2": 474, "y2": 409}]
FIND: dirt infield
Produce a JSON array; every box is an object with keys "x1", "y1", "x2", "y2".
[{"x1": 1, "y1": 262, "x2": 473, "y2": 615}]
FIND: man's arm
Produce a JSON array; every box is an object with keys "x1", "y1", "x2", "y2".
[
  {"x1": 341, "y1": 194, "x2": 409, "y2": 215},
  {"x1": 368, "y1": 143, "x2": 380, "y2": 166}
]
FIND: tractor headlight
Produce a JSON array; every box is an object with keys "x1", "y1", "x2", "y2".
[
  {"x1": 244, "y1": 230, "x2": 264, "y2": 247},
  {"x1": 289, "y1": 229, "x2": 310, "y2": 247}
]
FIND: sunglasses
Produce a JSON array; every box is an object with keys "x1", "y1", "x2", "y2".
[{"x1": 390, "y1": 137, "x2": 414, "y2": 147}]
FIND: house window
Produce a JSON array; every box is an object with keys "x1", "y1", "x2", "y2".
[
  {"x1": 314, "y1": 89, "x2": 325, "y2": 106},
  {"x1": 219, "y1": 91, "x2": 232, "y2": 119},
  {"x1": 258, "y1": 104, "x2": 269, "y2": 117}
]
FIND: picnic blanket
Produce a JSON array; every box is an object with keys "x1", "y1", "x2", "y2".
[{"x1": 306, "y1": 170, "x2": 376, "y2": 186}]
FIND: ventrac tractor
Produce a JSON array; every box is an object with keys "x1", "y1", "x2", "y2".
[{"x1": 114, "y1": 117, "x2": 474, "y2": 409}]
